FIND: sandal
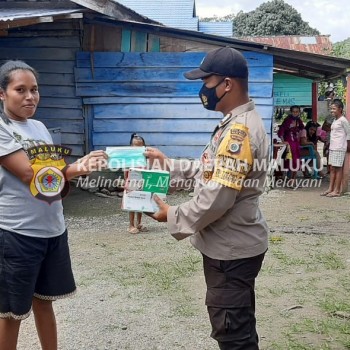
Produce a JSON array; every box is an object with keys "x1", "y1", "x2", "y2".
[
  {"x1": 128, "y1": 227, "x2": 139, "y2": 234},
  {"x1": 326, "y1": 192, "x2": 341, "y2": 198},
  {"x1": 320, "y1": 191, "x2": 331, "y2": 196},
  {"x1": 137, "y1": 225, "x2": 149, "y2": 232}
]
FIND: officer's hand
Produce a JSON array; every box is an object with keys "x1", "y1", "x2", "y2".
[
  {"x1": 147, "y1": 194, "x2": 169, "y2": 222},
  {"x1": 144, "y1": 147, "x2": 169, "y2": 170}
]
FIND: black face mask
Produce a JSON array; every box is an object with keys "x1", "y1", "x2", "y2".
[{"x1": 199, "y1": 79, "x2": 227, "y2": 111}]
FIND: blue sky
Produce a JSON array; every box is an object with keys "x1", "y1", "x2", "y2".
[{"x1": 196, "y1": 0, "x2": 350, "y2": 43}]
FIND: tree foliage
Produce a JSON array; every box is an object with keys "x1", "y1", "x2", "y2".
[
  {"x1": 332, "y1": 37, "x2": 350, "y2": 59},
  {"x1": 234, "y1": 0, "x2": 319, "y2": 36},
  {"x1": 200, "y1": 14, "x2": 235, "y2": 23},
  {"x1": 200, "y1": 0, "x2": 320, "y2": 37}
]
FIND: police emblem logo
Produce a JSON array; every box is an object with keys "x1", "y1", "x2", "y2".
[
  {"x1": 203, "y1": 170, "x2": 213, "y2": 182},
  {"x1": 229, "y1": 142, "x2": 241, "y2": 154},
  {"x1": 29, "y1": 145, "x2": 72, "y2": 204},
  {"x1": 35, "y1": 167, "x2": 65, "y2": 195}
]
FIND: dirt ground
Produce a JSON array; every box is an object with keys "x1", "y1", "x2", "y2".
[{"x1": 18, "y1": 175, "x2": 350, "y2": 350}]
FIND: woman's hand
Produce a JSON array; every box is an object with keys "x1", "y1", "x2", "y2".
[
  {"x1": 76, "y1": 150, "x2": 108, "y2": 174},
  {"x1": 65, "y1": 150, "x2": 108, "y2": 180}
]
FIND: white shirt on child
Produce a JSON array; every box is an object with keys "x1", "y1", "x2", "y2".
[{"x1": 330, "y1": 116, "x2": 350, "y2": 151}]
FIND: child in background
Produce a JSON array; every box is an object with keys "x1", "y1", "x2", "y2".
[
  {"x1": 125, "y1": 133, "x2": 148, "y2": 234},
  {"x1": 321, "y1": 99, "x2": 350, "y2": 197}
]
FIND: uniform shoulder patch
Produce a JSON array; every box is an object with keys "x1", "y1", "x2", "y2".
[{"x1": 211, "y1": 123, "x2": 253, "y2": 190}]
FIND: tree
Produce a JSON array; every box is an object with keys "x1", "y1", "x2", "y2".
[
  {"x1": 200, "y1": 14, "x2": 235, "y2": 23},
  {"x1": 234, "y1": 0, "x2": 319, "y2": 36},
  {"x1": 332, "y1": 37, "x2": 350, "y2": 59}
]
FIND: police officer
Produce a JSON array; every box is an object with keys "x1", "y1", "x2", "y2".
[{"x1": 145, "y1": 47, "x2": 269, "y2": 350}]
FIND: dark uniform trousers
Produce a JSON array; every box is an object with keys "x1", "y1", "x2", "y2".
[{"x1": 202, "y1": 252, "x2": 266, "y2": 350}]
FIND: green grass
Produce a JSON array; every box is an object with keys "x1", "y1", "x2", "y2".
[{"x1": 142, "y1": 253, "x2": 201, "y2": 292}]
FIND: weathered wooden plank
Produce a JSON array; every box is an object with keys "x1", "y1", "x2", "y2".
[
  {"x1": 61, "y1": 133, "x2": 84, "y2": 145},
  {"x1": 92, "y1": 103, "x2": 273, "y2": 120},
  {"x1": 93, "y1": 103, "x2": 220, "y2": 119},
  {"x1": 93, "y1": 118, "x2": 218, "y2": 133},
  {"x1": 83, "y1": 96, "x2": 274, "y2": 105},
  {"x1": 93, "y1": 132, "x2": 220, "y2": 146},
  {"x1": 39, "y1": 85, "x2": 76, "y2": 98},
  {"x1": 74, "y1": 66, "x2": 272, "y2": 82},
  {"x1": 35, "y1": 107, "x2": 83, "y2": 120},
  {"x1": 38, "y1": 73, "x2": 75, "y2": 86},
  {"x1": 38, "y1": 119, "x2": 84, "y2": 133},
  {"x1": 148, "y1": 34, "x2": 160, "y2": 52},
  {"x1": 121, "y1": 29, "x2": 131, "y2": 52},
  {"x1": 39, "y1": 97, "x2": 82, "y2": 109},
  {"x1": 0, "y1": 36, "x2": 80, "y2": 48},
  {"x1": 93, "y1": 144, "x2": 205, "y2": 158},
  {"x1": 0, "y1": 48, "x2": 76, "y2": 60},
  {"x1": 131, "y1": 31, "x2": 147, "y2": 52},
  {"x1": 20, "y1": 60, "x2": 75, "y2": 74},
  {"x1": 76, "y1": 51, "x2": 272, "y2": 68},
  {"x1": 76, "y1": 82, "x2": 273, "y2": 98}
]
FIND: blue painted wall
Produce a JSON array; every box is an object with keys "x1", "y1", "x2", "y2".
[
  {"x1": 75, "y1": 51, "x2": 273, "y2": 158},
  {"x1": 274, "y1": 73, "x2": 312, "y2": 106}
]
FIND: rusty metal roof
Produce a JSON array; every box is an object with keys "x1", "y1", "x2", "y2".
[{"x1": 240, "y1": 35, "x2": 333, "y2": 56}]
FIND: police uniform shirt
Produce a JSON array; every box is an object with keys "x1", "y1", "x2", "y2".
[{"x1": 167, "y1": 100, "x2": 269, "y2": 260}]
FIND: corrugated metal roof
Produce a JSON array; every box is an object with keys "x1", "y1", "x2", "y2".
[
  {"x1": 239, "y1": 35, "x2": 332, "y2": 56},
  {"x1": 198, "y1": 22, "x2": 232, "y2": 37},
  {"x1": 117, "y1": 0, "x2": 196, "y2": 30},
  {"x1": 0, "y1": 8, "x2": 83, "y2": 22}
]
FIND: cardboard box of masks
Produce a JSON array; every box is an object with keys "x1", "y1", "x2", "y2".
[{"x1": 122, "y1": 168, "x2": 170, "y2": 213}]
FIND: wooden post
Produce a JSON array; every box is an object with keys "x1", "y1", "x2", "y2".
[
  {"x1": 312, "y1": 82, "x2": 318, "y2": 122},
  {"x1": 342, "y1": 68, "x2": 350, "y2": 193}
]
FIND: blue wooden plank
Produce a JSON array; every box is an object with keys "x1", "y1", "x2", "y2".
[
  {"x1": 61, "y1": 133, "x2": 84, "y2": 145},
  {"x1": 0, "y1": 36, "x2": 80, "y2": 48},
  {"x1": 93, "y1": 132, "x2": 213, "y2": 146},
  {"x1": 74, "y1": 66, "x2": 272, "y2": 82},
  {"x1": 92, "y1": 103, "x2": 272, "y2": 120},
  {"x1": 38, "y1": 119, "x2": 84, "y2": 133},
  {"x1": 93, "y1": 144, "x2": 205, "y2": 159},
  {"x1": 93, "y1": 104, "x2": 221, "y2": 119},
  {"x1": 76, "y1": 51, "x2": 272, "y2": 68},
  {"x1": 25, "y1": 60, "x2": 75, "y2": 74},
  {"x1": 39, "y1": 73, "x2": 75, "y2": 86},
  {"x1": 35, "y1": 108, "x2": 83, "y2": 120},
  {"x1": 0, "y1": 48, "x2": 77, "y2": 60},
  {"x1": 93, "y1": 118, "x2": 218, "y2": 132},
  {"x1": 83, "y1": 96, "x2": 274, "y2": 105},
  {"x1": 39, "y1": 85, "x2": 76, "y2": 98},
  {"x1": 76, "y1": 82, "x2": 273, "y2": 98},
  {"x1": 39, "y1": 97, "x2": 82, "y2": 109}
]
